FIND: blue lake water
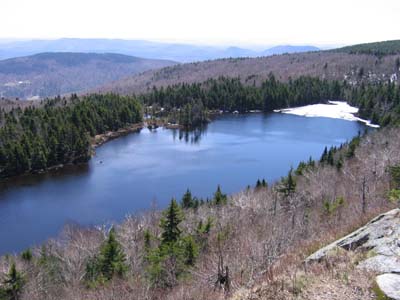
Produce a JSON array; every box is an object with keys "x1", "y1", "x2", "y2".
[{"x1": 0, "y1": 113, "x2": 367, "y2": 254}]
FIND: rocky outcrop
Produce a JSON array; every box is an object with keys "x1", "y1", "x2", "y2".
[
  {"x1": 306, "y1": 209, "x2": 400, "y2": 299},
  {"x1": 376, "y1": 274, "x2": 400, "y2": 300}
]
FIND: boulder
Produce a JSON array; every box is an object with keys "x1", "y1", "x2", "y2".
[
  {"x1": 306, "y1": 209, "x2": 400, "y2": 270},
  {"x1": 376, "y1": 274, "x2": 400, "y2": 300}
]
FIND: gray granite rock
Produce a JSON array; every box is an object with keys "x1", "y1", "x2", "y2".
[
  {"x1": 376, "y1": 274, "x2": 400, "y2": 300},
  {"x1": 306, "y1": 209, "x2": 400, "y2": 272}
]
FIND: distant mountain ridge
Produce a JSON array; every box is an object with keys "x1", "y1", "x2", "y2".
[
  {"x1": 0, "y1": 38, "x2": 320, "y2": 62},
  {"x1": 262, "y1": 45, "x2": 319, "y2": 56},
  {"x1": 0, "y1": 52, "x2": 176, "y2": 99}
]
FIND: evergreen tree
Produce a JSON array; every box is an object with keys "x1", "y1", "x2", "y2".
[
  {"x1": 261, "y1": 179, "x2": 267, "y2": 188},
  {"x1": 327, "y1": 148, "x2": 334, "y2": 166},
  {"x1": 96, "y1": 227, "x2": 127, "y2": 281},
  {"x1": 147, "y1": 199, "x2": 201, "y2": 287},
  {"x1": 213, "y1": 185, "x2": 227, "y2": 205},
  {"x1": 256, "y1": 179, "x2": 262, "y2": 189},
  {"x1": 308, "y1": 156, "x2": 315, "y2": 168},
  {"x1": 144, "y1": 229, "x2": 152, "y2": 252},
  {"x1": 279, "y1": 168, "x2": 296, "y2": 197},
  {"x1": 21, "y1": 249, "x2": 32, "y2": 262},
  {"x1": 336, "y1": 155, "x2": 344, "y2": 170},
  {"x1": 181, "y1": 189, "x2": 193, "y2": 209},
  {"x1": 320, "y1": 146, "x2": 328, "y2": 163},
  {"x1": 2, "y1": 262, "x2": 24, "y2": 300},
  {"x1": 182, "y1": 236, "x2": 199, "y2": 266},
  {"x1": 160, "y1": 199, "x2": 183, "y2": 245},
  {"x1": 286, "y1": 169, "x2": 296, "y2": 195}
]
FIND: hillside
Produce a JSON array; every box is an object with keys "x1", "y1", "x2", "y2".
[
  {"x1": 236, "y1": 208, "x2": 400, "y2": 300},
  {"x1": 97, "y1": 51, "x2": 400, "y2": 95},
  {"x1": 0, "y1": 38, "x2": 320, "y2": 62},
  {"x1": 0, "y1": 52, "x2": 176, "y2": 99},
  {"x1": 0, "y1": 119, "x2": 398, "y2": 300},
  {"x1": 333, "y1": 39, "x2": 400, "y2": 56}
]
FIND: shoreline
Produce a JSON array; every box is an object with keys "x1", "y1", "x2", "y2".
[
  {"x1": 91, "y1": 122, "x2": 144, "y2": 149},
  {"x1": 0, "y1": 123, "x2": 145, "y2": 182},
  {"x1": 0, "y1": 105, "x2": 377, "y2": 182}
]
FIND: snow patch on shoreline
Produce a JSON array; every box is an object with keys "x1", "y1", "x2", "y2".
[{"x1": 274, "y1": 101, "x2": 380, "y2": 128}]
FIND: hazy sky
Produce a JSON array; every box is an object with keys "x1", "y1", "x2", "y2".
[{"x1": 1, "y1": 0, "x2": 399, "y2": 46}]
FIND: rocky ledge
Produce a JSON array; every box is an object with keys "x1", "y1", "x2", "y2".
[{"x1": 306, "y1": 208, "x2": 400, "y2": 299}]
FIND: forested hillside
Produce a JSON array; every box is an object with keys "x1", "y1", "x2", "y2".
[
  {"x1": 141, "y1": 76, "x2": 400, "y2": 127},
  {"x1": 334, "y1": 39, "x2": 400, "y2": 56},
  {"x1": 98, "y1": 51, "x2": 400, "y2": 95},
  {"x1": 0, "y1": 94, "x2": 142, "y2": 178},
  {"x1": 0, "y1": 52, "x2": 176, "y2": 99}
]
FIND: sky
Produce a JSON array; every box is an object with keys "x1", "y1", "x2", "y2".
[{"x1": 1, "y1": 0, "x2": 399, "y2": 47}]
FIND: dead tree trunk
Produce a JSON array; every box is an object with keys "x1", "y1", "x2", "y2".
[
  {"x1": 214, "y1": 236, "x2": 230, "y2": 295},
  {"x1": 362, "y1": 176, "x2": 367, "y2": 214}
]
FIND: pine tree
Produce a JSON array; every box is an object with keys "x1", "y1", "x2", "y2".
[
  {"x1": 320, "y1": 146, "x2": 328, "y2": 163},
  {"x1": 336, "y1": 155, "x2": 343, "y2": 170},
  {"x1": 144, "y1": 229, "x2": 152, "y2": 252},
  {"x1": 97, "y1": 227, "x2": 128, "y2": 280},
  {"x1": 160, "y1": 199, "x2": 183, "y2": 245},
  {"x1": 327, "y1": 148, "x2": 334, "y2": 165},
  {"x1": 21, "y1": 249, "x2": 32, "y2": 262},
  {"x1": 183, "y1": 236, "x2": 198, "y2": 266},
  {"x1": 214, "y1": 185, "x2": 227, "y2": 205},
  {"x1": 286, "y1": 169, "x2": 296, "y2": 195},
  {"x1": 279, "y1": 168, "x2": 296, "y2": 197},
  {"x1": 181, "y1": 189, "x2": 193, "y2": 209},
  {"x1": 256, "y1": 179, "x2": 262, "y2": 189},
  {"x1": 261, "y1": 179, "x2": 267, "y2": 188},
  {"x1": 2, "y1": 262, "x2": 24, "y2": 300},
  {"x1": 308, "y1": 156, "x2": 315, "y2": 167}
]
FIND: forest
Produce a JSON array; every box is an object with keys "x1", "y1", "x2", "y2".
[
  {"x1": 334, "y1": 39, "x2": 400, "y2": 56},
  {"x1": 346, "y1": 81, "x2": 400, "y2": 126},
  {"x1": 140, "y1": 75, "x2": 344, "y2": 112},
  {"x1": 0, "y1": 94, "x2": 142, "y2": 178},
  {"x1": 141, "y1": 75, "x2": 400, "y2": 127},
  {"x1": 1, "y1": 75, "x2": 400, "y2": 179}
]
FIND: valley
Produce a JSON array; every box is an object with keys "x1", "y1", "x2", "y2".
[
  {"x1": 1, "y1": 38, "x2": 400, "y2": 300},
  {"x1": 0, "y1": 111, "x2": 366, "y2": 255}
]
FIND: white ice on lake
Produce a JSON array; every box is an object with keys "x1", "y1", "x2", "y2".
[{"x1": 274, "y1": 101, "x2": 380, "y2": 128}]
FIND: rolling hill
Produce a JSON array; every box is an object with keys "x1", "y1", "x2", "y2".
[
  {"x1": 97, "y1": 50, "x2": 400, "y2": 95},
  {"x1": 333, "y1": 39, "x2": 400, "y2": 56},
  {"x1": 0, "y1": 38, "x2": 320, "y2": 62},
  {"x1": 0, "y1": 52, "x2": 176, "y2": 99}
]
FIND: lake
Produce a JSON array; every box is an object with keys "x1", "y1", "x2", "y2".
[{"x1": 0, "y1": 113, "x2": 367, "y2": 254}]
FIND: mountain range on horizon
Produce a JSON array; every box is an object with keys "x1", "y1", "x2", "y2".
[
  {"x1": 0, "y1": 52, "x2": 176, "y2": 99},
  {"x1": 0, "y1": 38, "x2": 320, "y2": 62},
  {"x1": 1, "y1": 39, "x2": 399, "y2": 100}
]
